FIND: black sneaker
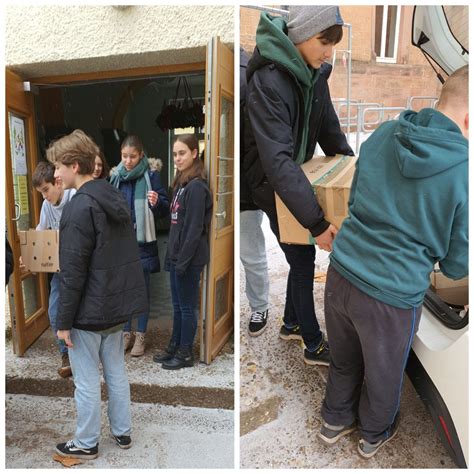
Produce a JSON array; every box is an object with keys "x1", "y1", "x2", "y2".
[
  {"x1": 358, "y1": 412, "x2": 400, "y2": 459},
  {"x1": 56, "y1": 440, "x2": 99, "y2": 459},
  {"x1": 58, "y1": 353, "x2": 72, "y2": 378},
  {"x1": 248, "y1": 310, "x2": 268, "y2": 337},
  {"x1": 279, "y1": 324, "x2": 303, "y2": 341},
  {"x1": 304, "y1": 339, "x2": 330, "y2": 366},
  {"x1": 113, "y1": 434, "x2": 132, "y2": 449},
  {"x1": 318, "y1": 421, "x2": 357, "y2": 445}
]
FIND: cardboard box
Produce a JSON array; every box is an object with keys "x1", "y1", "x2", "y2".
[
  {"x1": 430, "y1": 271, "x2": 468, "y2": 306},
  {"x1": 275, "y1": 154, "x2": 357, "y2": 245},
  {"x1": 20, "y1": 229, "x2": 60, "y2": 273}
]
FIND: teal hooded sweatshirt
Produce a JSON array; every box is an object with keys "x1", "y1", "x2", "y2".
[
  {"x1": 256, "y1": 12, "x2": 319, "y2": 164},
  {"x1": 331, "y1": 108, "x2": 468, "y2": 309}
]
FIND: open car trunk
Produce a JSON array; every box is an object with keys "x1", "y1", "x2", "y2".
[{"x1": 412, "y1": 5, "x2": 468, "y2": 82}]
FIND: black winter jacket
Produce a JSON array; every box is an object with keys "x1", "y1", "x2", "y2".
[
  {"x1": 57, "y1": 179, "x2": 147, "y2": 331},
  {"x1": 165, "y1": 178, "x2": 212, "y2": 276},
  {"x1": 240, "y1": 48, "x2": 258, "y2": 212},
  {"x1": 243, "y1": 48, "x2": 354, "y2": 237}
]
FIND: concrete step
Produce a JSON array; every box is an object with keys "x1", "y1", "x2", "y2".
[
  {"x1": 6, "y1": 394, "x2": 234, "y2": 469},
  {"x1": 6, "y1": 324, "x2": 234, "y2": 410}
]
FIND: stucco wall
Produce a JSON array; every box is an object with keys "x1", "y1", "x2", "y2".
[{"x1": 6, "y1": 5, "x2": 234, "y2": 78}]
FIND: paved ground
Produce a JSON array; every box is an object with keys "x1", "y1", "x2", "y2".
[
  {"x1": 5, "y1": 394, "x2": 234, "y2": 469},
  {"x1": 239, "y1": 215, "x2": 456, "y2": 469}
]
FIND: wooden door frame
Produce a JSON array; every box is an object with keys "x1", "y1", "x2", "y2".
[
  {"x1": 6, "y1": 68, "x2": 50, "y2": 355},
  {"x1": 6, "y1": 62, "x2": 206, "y2": 354},
  {"x1": 201, "y1": 37, "x2": 234, "y2": 364}
]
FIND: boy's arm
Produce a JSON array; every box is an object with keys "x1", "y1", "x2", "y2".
[
  {"x1": 247, "y1": 73, "x2": 329, "y2": 237},
  {"x1": 56, "y1": 205, "x2": 96, "y2": 330},
  {"x1": 439, "y1": 201, "x2": 468, "y2": 279},
  {"x1": 317, "y1": 87, "x2": 354, "y2": 157},
  {"x1": 36, "y1": 202, "x2": 49, "y2": 230}
]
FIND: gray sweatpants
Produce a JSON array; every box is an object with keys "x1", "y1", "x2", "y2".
[{"x1": 321, "y1": 265, "x2": 421, "y2": 444}]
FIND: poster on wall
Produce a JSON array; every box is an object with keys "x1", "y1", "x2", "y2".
[
  {"x1": 16, "y1": 175, "x2": 29, "y2": 215},
  {"x1": 9, "y1": 114, "x2": 28, "y2": 176}
]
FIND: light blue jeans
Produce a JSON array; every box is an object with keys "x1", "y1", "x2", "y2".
[
  {"x1": 49, "y1": 274, "x2": 67, "y2": 354},
  {"x1": 68, "y1": 328, "x2": 131, "y2": 449},
  {"x1": 240, "y1": 210, "x2": 269, "y2": 312}
]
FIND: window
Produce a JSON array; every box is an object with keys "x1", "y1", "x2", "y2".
[{"x1": 375, "y1": 5, "x2": 401, "y2": 63}]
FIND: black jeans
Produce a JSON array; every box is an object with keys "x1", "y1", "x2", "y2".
[
  {"x1": 321, "y1": 265, "x2": 421, "y2": 443},
  {"x1": 267, "y1": 211, "x2": 323, "y2": 351}
]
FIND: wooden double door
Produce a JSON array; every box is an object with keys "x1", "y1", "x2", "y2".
[{"x1": 5, "y1": 37, "x2": 234, "y2": 362}]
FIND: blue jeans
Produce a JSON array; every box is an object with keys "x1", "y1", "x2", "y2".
[
  {"x1": 49, "y1": 274, "x2": 67, "y2": 354},
  {"x1": 123, "y1": 270, "x2": 150, "y2": 333},
  {"x1": 69, "y1": 328, "x2": 131, "y2": 449},
  {"x1": 169, "y1": 264, "x2": 203, "y2": 348},
  {"x1": 240, "y1": 210, "x2": 269, "y2": 312}
]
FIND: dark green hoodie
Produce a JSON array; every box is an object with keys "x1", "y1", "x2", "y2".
[
  {"x1": 331, "y1": 108, "x2": 468, "y2": 309},
  {"x1": 256, "y1": 12, "x2": 319, "y2": 164}
]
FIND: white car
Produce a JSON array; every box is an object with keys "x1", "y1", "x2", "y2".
[{"x1": 406, "y1": 5, "x2": 469, "y2": 469}]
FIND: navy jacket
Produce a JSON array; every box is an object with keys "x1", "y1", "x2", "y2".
[
  {"x1": 117, "y1": 170, "x2": 169, "y2": 273},
  {"x1": 57, "y1": 179, "x2": 148, "y2": 331},
  {"x1": 243, "y1": 47, "x2": 354, "y2": 237},
  {"x1": 165, "y1": 178, "x2": 212, "y2": 276}
]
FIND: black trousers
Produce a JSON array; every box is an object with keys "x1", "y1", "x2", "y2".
[
  {"x1": 321, "y1": 265, "x2": 421, "y2": 443},
  {"x1": 267, "y1": 210, "x2": 323, "y2": 351}
]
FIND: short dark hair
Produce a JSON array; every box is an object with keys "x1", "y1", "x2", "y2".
[
  {"x1": 318, "y1": 24, "x2": 343, "y2": 45},
  {"x1": 32, "y1": 161, "x2": 56, "y2": 188},
  {"x1": 46, "y1": 129, "x2": 99, "y2": 175}
]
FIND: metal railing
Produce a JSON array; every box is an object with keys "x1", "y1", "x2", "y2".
[{"x1": 406, "y1": 96, "x2": 439, "y2": 110}]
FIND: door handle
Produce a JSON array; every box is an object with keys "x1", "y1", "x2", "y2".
[
  {"x1": 13, "y1": 203, "x2": 21, "y2": 221},
  {"x1": 215, "y1": 211, "x2": 226, "y2": 219}
]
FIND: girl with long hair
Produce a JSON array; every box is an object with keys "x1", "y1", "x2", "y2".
[
  {"x1": 110, "y1": 135, "x2": 169, "y2": 356},
  {"x1": 153, "y1": 134, "x2": 212, "y2": 370}
]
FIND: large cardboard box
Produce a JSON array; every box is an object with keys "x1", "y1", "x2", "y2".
[
  {"x1": 430, "y1": 270, "x2": 468, "y2": 306},
  {"x1": 19, "y1": 229, "x2": 60, "y2": 273},
  {"x1": 275, "y1": 154, "x2": 357, "y2": 245}
]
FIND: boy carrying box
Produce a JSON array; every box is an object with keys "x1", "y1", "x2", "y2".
[
  {"x1": 47, "y1": 129, "x2": 147, "y2": 459},
  {"x1": 31, "y1": 161, "x2": 76, "y2": 377}
]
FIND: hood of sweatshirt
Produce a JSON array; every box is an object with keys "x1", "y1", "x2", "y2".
[
  {"x1": 255, "y1": 12, "x2": 318, "y2": 88},
  {"x1": 77, "y1": 179, "x2": 130, "y2": 224},
  {"x1": 395, "y1": 108, "x2": 468, "y2": 179}
]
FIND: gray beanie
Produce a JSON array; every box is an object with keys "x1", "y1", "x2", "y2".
[{"x1": 287, "y1": 6, "x2": 344, "y2": 44}]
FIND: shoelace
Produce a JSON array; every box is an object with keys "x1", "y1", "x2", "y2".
[
  {"x1": 250, "y1": 311, "x2": 266, "y2": 323},
  {"x1": 65, "y1": 440, "x2": 75, "y2": 448}
]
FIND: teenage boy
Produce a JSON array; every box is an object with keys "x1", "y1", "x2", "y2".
[
  {"x1": 48, "y1": 129, "x2": 147, "y2": 459},
  {"x1": 32, "y1": 161, "x2": 76, "y2": 377},
  {"x1": 243, "y1": 6, "x2": 354, "y2": 364},
  {"x1": 318, "y1": 66, "x2": 468, "y2": 458}
]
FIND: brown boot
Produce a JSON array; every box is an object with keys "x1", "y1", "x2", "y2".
[
  {"x1": 123, "y1": 331, "x2": 133, "y2": 352},
  {"x1": 130, "y1": 332, "x2": 146, "y2": 357},
  {"x1": 58, "y1": 353, "x2": 72, "y2": 378}
]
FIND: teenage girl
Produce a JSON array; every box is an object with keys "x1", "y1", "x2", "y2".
[
  {"x1": 110, "y1": 135, "x2": 169, "y2": 356},
  {"x1": 153, "y1": 134, "x2": 212, "y2": 370}
]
